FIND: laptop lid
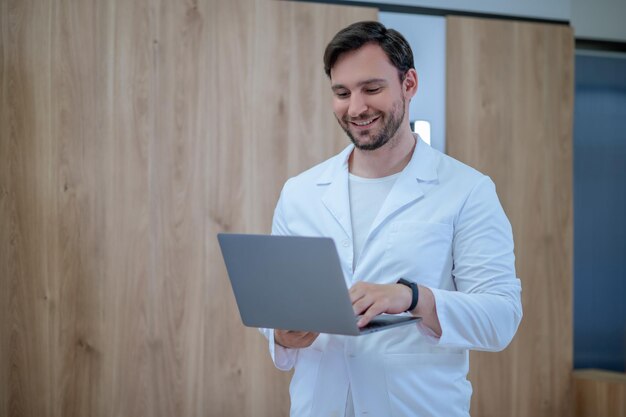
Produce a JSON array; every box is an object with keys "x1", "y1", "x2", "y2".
[{"x1": 217, "y1": 233, "x2": 420, "y2": 336}]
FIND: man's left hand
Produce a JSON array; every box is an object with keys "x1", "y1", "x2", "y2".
[{"x1": 349, "y1": 281, "x2": 413, "y2": 327}]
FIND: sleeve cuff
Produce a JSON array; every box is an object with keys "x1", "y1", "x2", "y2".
[
  {"x1": 268, "y1": 329, "x2": 298, "y2": 371},
  {"x1": 415, "y1": 287, "x2": 446, "y2": 345}
]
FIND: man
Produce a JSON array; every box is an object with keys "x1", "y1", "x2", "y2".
[{"x1": 260, "y1": 21, "x2": 522, "y2": 417}]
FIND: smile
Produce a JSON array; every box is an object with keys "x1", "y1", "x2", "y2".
[{"x1": 350, "y1": 116, "x2": 380, "y2": 127}]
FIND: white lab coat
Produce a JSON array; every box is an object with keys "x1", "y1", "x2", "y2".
[{"x1": 260, "y1": 138, "x2": 523, "y2": 417}]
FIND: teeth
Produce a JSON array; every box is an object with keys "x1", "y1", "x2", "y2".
[{"x1": 354, "y1": 118, "x2": 376, "y2": 126}]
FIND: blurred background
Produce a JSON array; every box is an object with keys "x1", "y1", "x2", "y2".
[{"x1": 1, "y1": 0, "x2": 624, "y2": 416}]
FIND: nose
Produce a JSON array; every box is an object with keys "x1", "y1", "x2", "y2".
[{"x1": 347, "y1": 93, "x2": 367, "y2": 118}]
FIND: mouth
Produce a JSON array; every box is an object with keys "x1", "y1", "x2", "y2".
[{"x1": 348, "y1": 115, "x2": 380, "y2": 129}]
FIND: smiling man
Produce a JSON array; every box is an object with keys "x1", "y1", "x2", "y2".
[
  {"x1": 331, "y1": 44, "x2": 409, "y2": 154},
  {"x1": 260, "y1": 21, "x2": 523, "y2": 417}
]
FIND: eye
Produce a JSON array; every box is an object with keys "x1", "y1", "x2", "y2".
[
  {"x1": 334, "y1": 91, "x2": 350, "y2": 99},
  {"x1": 365, "y1": 87, "x2": 381, "y2": 94}
]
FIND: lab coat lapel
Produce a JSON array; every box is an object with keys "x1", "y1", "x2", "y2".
[
  {"x1": 319, "y1": 145, "x2": 354, "y2": 240},
  {"x1": 369, "y1": 138, "x2": 439, "y2": 234}
]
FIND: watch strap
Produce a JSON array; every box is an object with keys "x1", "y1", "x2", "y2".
[{"x1": 397, "y1": 278, "x2": 419, "y2": 312}]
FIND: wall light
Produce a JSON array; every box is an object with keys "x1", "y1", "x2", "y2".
[{"x1": 412, "y1": 120, "x2": 431, "y2": 146}]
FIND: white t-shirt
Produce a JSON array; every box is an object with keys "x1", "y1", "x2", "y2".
[
  {"x1": 348, "y1": 172, "x2": 401, "y2": 269},
  {"x1": 346, "y1": 171, "x2": 400, "y2": 416}
]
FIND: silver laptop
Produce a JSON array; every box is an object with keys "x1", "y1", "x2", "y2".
[{"x1": 217, "y1": 233, "x2": 420, "y2": 336}]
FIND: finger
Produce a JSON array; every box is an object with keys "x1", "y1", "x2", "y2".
[
  {"x1": 288, "y1": 330, "x2": 309, "y2": 337},
  {"x1": 292, "y1": 332, "x2": 317, "y2": 348},
  {"x1": 275, "y1": 330, "x2": 290, "y2": 347},
  {"x1": 349, "y1": 287, "x2": 366, "y2": 303},
  {"x1": 349, "y1": 281, "x2": 363, "y2": 293},
  {"x1": 357, "y1": 302, "x2": 384, "y2": 327},
  {"x1": 295, "y1": 331, "x2": 313, "y2": 341},
  {"x1": 352, "y1": 296, "x2": 374, "y2": 316},
  {"x1": 302, "y1": 332, "x2": 319, "y2": 346},
  {"x1": 277, "y1": 330, "x2": 310, "y2": 348},
  {"x1": 358, "y1": 312, "x2": 374, "y2": 327}
]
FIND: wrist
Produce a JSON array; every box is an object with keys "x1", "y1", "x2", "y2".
[
  {"x1": 396, "y1": 278, "x2": 419, "y2": 312},
  {"x1": 395, "y1": 283, "x2": 412, "y2": 311}
]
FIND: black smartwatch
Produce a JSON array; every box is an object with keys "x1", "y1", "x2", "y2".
[{"x1": 397, "y1": 278, "x2": 419, "y2": 312}]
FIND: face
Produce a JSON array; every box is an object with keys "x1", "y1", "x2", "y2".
[{"x1": 330, "y1": 43, "x2": 415, "y2": 151}]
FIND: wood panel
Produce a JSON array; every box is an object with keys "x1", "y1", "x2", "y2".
[
  {"x1": 574, "y1": 370, "x2": 626, "y2": 417},
  {"x1": 446, "y1": 16, "x2": 574, "y2": 417},
  {"x1": 0, "y1": 1, "x2": 377, "y2": 417}
]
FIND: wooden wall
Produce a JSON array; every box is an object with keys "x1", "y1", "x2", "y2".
[
  {"x1": 0, "y1": 1, "x2": 377, "y2": 416},
  {"x1": 446, "y1": 16, "x2": 574, "y2": 417},
  {"x1": 574, "y1": 370, "x2": 626, "y2": 417},
  {"x1": 1, "y1": 3, "x2": 578, "y2": 417}
]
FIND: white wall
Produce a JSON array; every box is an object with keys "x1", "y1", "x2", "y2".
[
  {"x1": 362, "y1": 1, "x2": 624, "y2": 156},
  {"x1": 571, "y1": 0, "x2": 626, "y2": 42},
  {"x1": 349, "y1": 0, "x2": 626, "y2": 43},
  {"x1": 345, "y1": 0, "x2": 570, "y2": 21},
  {"x1": 380, "y1": 12, "x2": 447, "y2": 152}
]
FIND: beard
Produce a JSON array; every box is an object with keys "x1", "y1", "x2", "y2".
[{"x1": 337, "y1": 97, "x2": 405, "y2": 151}]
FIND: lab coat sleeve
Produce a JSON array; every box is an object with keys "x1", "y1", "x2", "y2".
[
  {"x1": 418, "y1": 176, "x2": 523, "y2": 351},
  {"x1": 258, "y1": 327, "x2": 297, "y2": 371},
  {"x1": 258, "y1": 184, "x2": 298, "y2": 371}
]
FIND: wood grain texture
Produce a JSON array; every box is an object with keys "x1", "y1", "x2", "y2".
[
  {"x1": 446, "y1": 16, "x2": 574, "y2": 417},
  {"x1": 574, "y1": 370, "x2": 626, "y2": 417},
  {"x1": 0, "y1": 1, "x2": 377, "y2": 416}
]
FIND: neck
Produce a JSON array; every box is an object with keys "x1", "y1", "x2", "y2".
[{"x1": 349, "y1": 127, "x2": 416, "y2": 178}]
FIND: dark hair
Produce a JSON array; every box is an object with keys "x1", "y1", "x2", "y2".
[{"x1": 323, "y1": 21, "x2": 414, "y2": 80}]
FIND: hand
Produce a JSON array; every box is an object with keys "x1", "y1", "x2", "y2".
[
  {"x1": 274, "y1": 330, "x2": 319, "y2": 349},
  {"x1": 349, "y1": 281, "x2": 413, "y2": 327}
]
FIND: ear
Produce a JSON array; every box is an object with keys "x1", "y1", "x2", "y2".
[{"x1": 403, "y1": 68, "x2": 418, "y2": 99}]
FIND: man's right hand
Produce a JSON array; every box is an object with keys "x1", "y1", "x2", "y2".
[{"x1": 274, "y1": 330, "x2": 319, "y2": 349}]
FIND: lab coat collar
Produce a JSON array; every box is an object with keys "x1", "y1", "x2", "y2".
[
  {"x1": 407, "y1": 135, "x2": 439, "y2": 182},
  {"x1": 317, "y1": 145, "x2": 354, "y2": 239},
  {"x1": 370, "y1": 136, "x2": 438, "y2": 232},
  {"x1": 316, "y1": 135, "x2": 438, "y2": 184},
  {"x1": 317, "y1": 136, "x2": 439, "y2": 240}
]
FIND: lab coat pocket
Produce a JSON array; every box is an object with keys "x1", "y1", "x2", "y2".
[
  {"x1": 383, "y1": 352, "x2": 471, "y2": 417},
  {"x1": 290, "y1": 348, "x2": 323, "y2": 417},
  {"x1": 386, "y1": 221, "x2": 453, "y2": 286}
]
